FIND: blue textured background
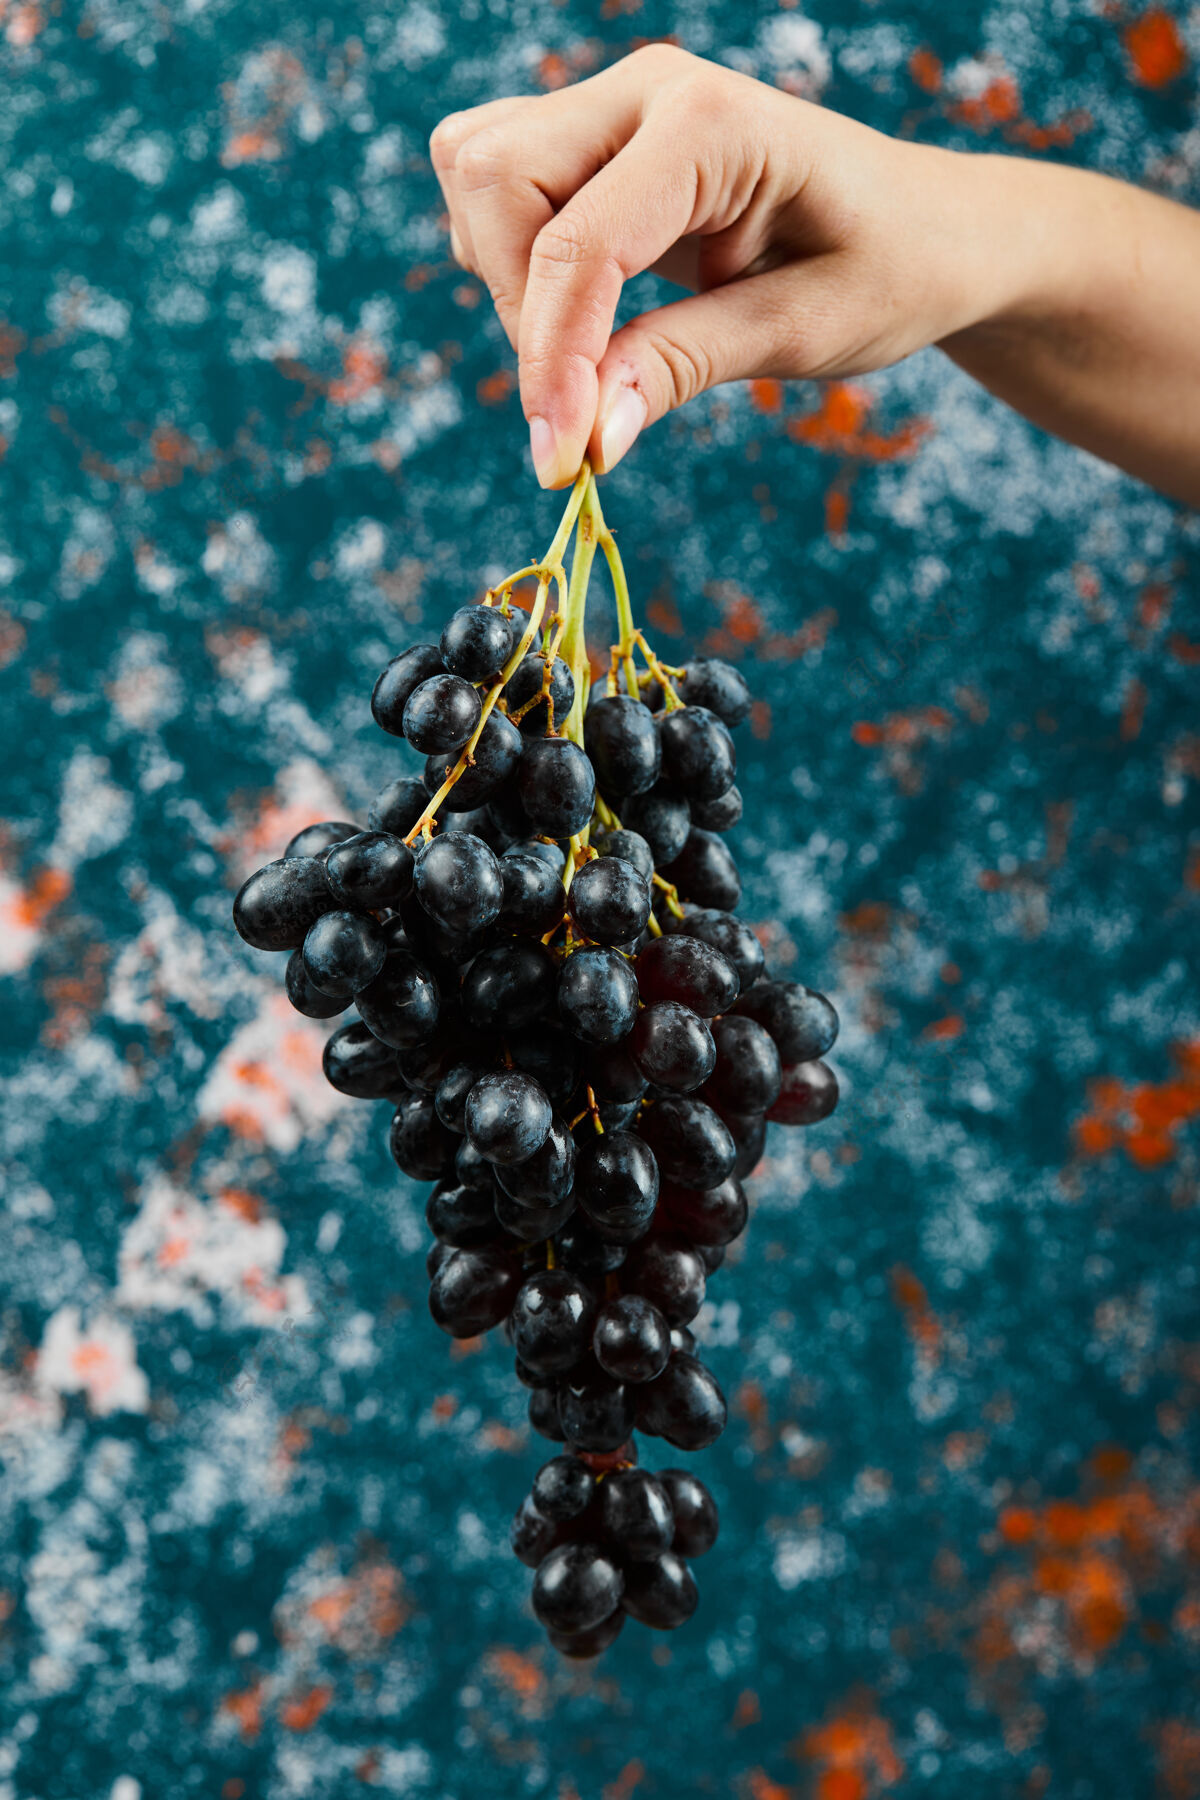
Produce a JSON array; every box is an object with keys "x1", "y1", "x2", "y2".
[{"x1": 2, "y1": 3, "x2": 1199, "y2": 1796}]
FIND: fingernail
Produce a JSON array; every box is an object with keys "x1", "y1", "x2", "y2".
[
  {"x1": 528, "y1": 416, "x2": 563, "y2": 488},
  {"x1": 597, "y1": 386, "x2": 648, "y2": 472}
]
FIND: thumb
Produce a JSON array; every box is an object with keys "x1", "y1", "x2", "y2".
[{"x1": 589, "y1": 260, "x2": 845, "y2": 473}]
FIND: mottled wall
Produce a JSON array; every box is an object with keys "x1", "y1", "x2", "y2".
[{"x1": 1, "y1": 1, "x2": 1199, "y2": 1796}]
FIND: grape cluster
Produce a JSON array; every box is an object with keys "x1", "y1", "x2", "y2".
[{"x1": 231, "y1": 471, "x2": 840, "y2": 1656}]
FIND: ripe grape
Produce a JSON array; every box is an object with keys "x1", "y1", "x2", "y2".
[
  {"x1": 440, "y1": 603, "x2": 515, "y2": 681},
  {"x1": 322, "y1": 1022, "x2": 401, "y2": 1098},
  {"x1": 657, "y1": 706, "x2": 736, "y2": 801},
  {"x1": 704, "y1": 1016, "x2": 782, "y2": 1114},
  {"x1": 559, "y1": 1370, "x2": 637, "y2": 1454},
  {"x1": 620, "y1": 786, "x2": 690, "y2": 864},
  {"x1": 368, "y1": 775, "x2": 430, "y2": 837},
  {"x1": 429, "y1": 1245, "x2": 520, "y2": 1337},
  {"x1": 498, "y1": 851, "x2": 564, "y2": 937},
  {"x1": 531, "y1": 1542, "x2": 623, "y2": 1635},
  {"x1": 284, "y1": 819, "x2": 360, "y2": 858},
  {"x1": 558, "y1": 947, "x2": 640, "y2": 1044},
  {"x1": 689, "y1": 785, "x2": 742, "y2": 832},
  {"x1": 494, "y1": 1186, "x2": 575, "y2": 1243},
  {"x1": 493, "y1": 1116, "x2": 576, "y2": 1206},
  {"x1": 532, "y1": 1455, "x2": 595, "y2": 1521},
  {"x1": 593, "y1": 1295, "x2": 671, "y2": 1384},
  {"x1": 630, "y1": 1001, "x2": 716, "y2": 1094},
  {"x1": 598, "y1": 1467, "x2": 674, "y2": 1560},
  {"x1": 546, "y1": 1612, "x2": 626, "y2": 1658},
  {"x1": 660, "y1": 1176, "x2": 748, "y2": 1248},
  {"x1": 285, "y1": 950, "x2": 349, "y2": 1020},
  {"x1": 553, "y1": 1217, "x2": 628, "y2": 1281},
  {"x1": 517, "y1": 738, "x2": 596, "y2": 837},
  {"x1": 574, "y1": 1131, "x2": 659, "y2": 1243},
  {"x1": 506, "y1": 1025, "x2": 582, "y2": 1110},
  {"x1": 390, "y1": 1091, "x2": 458, "y2": 1180},
  {"x1": 636, "y1": 1353, "x2": 727, "y2": 1450},
  {"x1": 511, "y1": 1270, "x2": 597, "y2": 1375},
  {"x1": 434, "y1": 1061, "x2": 486, "y2": 1133},
  {"x1": 584, "y1": 694, "x2": 661, "y2": 798},
  {"x1": 529, "y1": 1386, "x2": 567, "y2": 1441},
  {"x1": 675, "y1": 909, "x2": 764, "y2": 992},
  {"x1": 355, "y1": 951, "x2": 440, "y2": 1049},
  {"x1": 371, "y1": 644, "x2": 445, "y2": 736},
  {"x1": 403, "y1": 673, "x2": 483, "y2": 755},
  {"x1": 635, "y1": 934, "x2": 739, "y2": 1017},
  {"x1": 425, "y1": 1180, "x2": 501, "y2": 1249},
  {"x1": 424, "y1": 710, "x2": 522, "y2": 810},
  {"x1": 505, "y1": 652, "x2": 574, "y2": 735},
  {"x1": 511, "y1": 1495, "x2": 563, "y2": 1569},
  {"x1": 767, "y1": 1059, "x2": 840, "y2": 1125},
  {"x1": 461, "y1": 941, "x2": 556, "y2": 1033},
  {"x1": 566, "y1": 856, "x2": 651, "y2": 945},
  {"x1": 721, "y1": 1108, "x2": 767, "y2": 1180},
  {"x1": 465, "y1": 1071, "x2": 553, "y2": 1165},
  {"x1": 623, "y1": 1234, "x2": 706, "y2": 1327},
  {"x1": 233, "y1": 858, "x2": 336, "y2": 952},
  {"x1": 637, "y1": 1095, "x2": 736, "y2": 1189},
  {"x1": 658, "y1": 1468, "x2": 719, "y2": 1557},
  {"x1": 661, "y1": 828, "x2": 741, "y2": 912},
  {"x1": 734, "y1": 981, "x2": 840, "y2": 1064},
  {"x1": 585, "y1": 1040, "x2": 648, "y2": 1106},
  {"x1": 620, "y1": 1551, "x2": 698, "y2": 1630},
  {"x1": 301, "y1": 909, "x2": 387, "y2": 997},
  {"x1": 591, "y1": 826, "x2": 655, "y2": 882},
  {"x1": 677, "y1": 657, "x2": 751, "y2": 727},
  {"x1": 325, "y1": 832, "x2": 414, "y2": 910},
  {"x1": 414, "y1": 833, "x2": 503, "y2": 936}
]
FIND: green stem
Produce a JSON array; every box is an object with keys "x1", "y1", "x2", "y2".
[
  {"x1": 590, "y1": 486, "x2": 640, "y2": 699},
  {"x1": 545, "y1": 462, "x2": 592, "y2": 577},
  {"x1": 559, "y1": 477, "x2": 600, "y2": 748}
]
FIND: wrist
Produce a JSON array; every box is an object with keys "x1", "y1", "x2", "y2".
[{"x1": 933, "y1": 151, "x2": 1116, "y2": 344}]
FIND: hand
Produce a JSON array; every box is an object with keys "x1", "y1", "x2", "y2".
[{"x1": 429, "y1": 45, "x2": 1007, "y2": 487}]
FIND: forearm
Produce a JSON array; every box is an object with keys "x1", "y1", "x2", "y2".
[{"x1": 939, "y1": 153, "x2": 1200, "y2": 505}]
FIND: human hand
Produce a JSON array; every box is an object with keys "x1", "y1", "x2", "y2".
[{"x1": 429, "y1": 45, "x2": 1011, "y2": 487}]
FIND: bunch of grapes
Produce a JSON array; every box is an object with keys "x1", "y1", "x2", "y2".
[{"x1": 232, "y1": 469, "x2": 839, "y2": 1656}]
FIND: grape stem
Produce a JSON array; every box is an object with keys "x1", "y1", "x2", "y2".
[
  {"x1": 590, "y1": 486, "x2": 683, "y2": 709},
  {"x1": 558, "y1": 479, "x2": 600, "y2": 750}
]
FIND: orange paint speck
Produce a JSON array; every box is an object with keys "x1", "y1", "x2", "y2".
[
  {"x1": 15, "y1": 866, "x2": 71, "y2": 929},
  {"x1": 279, "y1": 1685, "x2": 333, "y2": 1732},
  {"x1": 221, "y1": 1681, "x2": 265, "y2": 1742},
  {"x1": 816, "y1": 1774, "x2": 867, "y2": 1800},
  {"x1": 537, "y1": 51, "x2": 571, "y2": 89},
  {"x1": 1124, "y1": 8, "x2": 1188, "y2": 87},
  {"x1": 1119, "y1": 676, "x2": 1147, "y2": 741},
  {"x1": 329, "y1": 335, "x2": 388, "y2": 405},
  {"x1": 1137, "y1": 582, "x2": 1171, "y2": 631},
  {"x1": 825, "y1": 484, "x2": 851, "y2": 538},
  {"x1": 749, "y1": 378, "x2": 784, "y2": 414},
  {"x1": 909, "y1": 47, "x2": 942, "y2": 92},
  {"x1": 488, "y1": 1647, "x2": 546, "y2": 1700},
  {"x1": 733, "y1": 1689, "x2": 763, "y2": 1729},
  {"x1": 1167, "y1": 633, "x2": 1200, "y2": 666},
  {"x1": 603, "y1": 1762, "x2": 645, "y2": 1800},
  {"x1": 999, "y1": 1506, "x2": 1039, "y2": 1545},
  {"x1": 746, "y1": 1772, "x2": 791, "y2": 1800},
  {"x1": 477, "y1": 369, "x2": 515, "y2": 406}
]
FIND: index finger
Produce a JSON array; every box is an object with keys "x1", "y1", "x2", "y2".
[{"x1": 518, "y1": 109, "x2": 706, "y2": 486}]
